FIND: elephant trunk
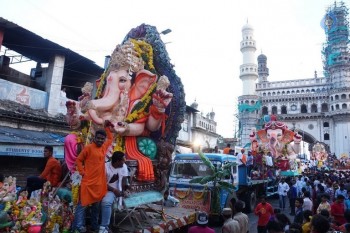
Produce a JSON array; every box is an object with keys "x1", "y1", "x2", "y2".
[{"x1": 269, "y1": 135, "x2": 277, "y2": 157}]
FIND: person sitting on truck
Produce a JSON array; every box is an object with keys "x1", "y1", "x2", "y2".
[
  {"x1": 99, "y1": 151, "x2": 128, "y2": 233},
  {"x1": 188, "y1": 212, "x2": 215, "y2": 233},
  {"x1": 25, "y1": 145, "x2": 62, "y2": 198},
  {"x1": 163, "y1": 189, "x2": 179, "y2": 207}
]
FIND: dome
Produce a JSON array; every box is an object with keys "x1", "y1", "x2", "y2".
[
  {"x1": 258, "y1": 54, "x2": 267, "y2": 62},
  {"x1": 190, "y1": 100, "x2": 198, "y2": 109},
  {"x1": 242, "y1": 23, "x2": 254, "y2": 31}
]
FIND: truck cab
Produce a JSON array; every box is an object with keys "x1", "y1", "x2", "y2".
[
  {"x1": 169, "y1": 153, "x2": 278, "y2": 215},
  {"x1": 169, "y1": 153, "x2": 238, "y2": 215}
]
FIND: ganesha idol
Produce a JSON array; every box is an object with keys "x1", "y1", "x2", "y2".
[
  {"x1": 64, "y1": 39, "x2": 173, "y2": 182},
  {"x1": 249, "y1": 115, "x2": 302, "y2": 171}
]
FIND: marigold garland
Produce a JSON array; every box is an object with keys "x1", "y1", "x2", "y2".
[
  {"x1": 130, "y1": 39, "x2": 155, "y2": 72},
  {"x1": 174, "y1": 189, "x2": 191, "y2": 200}
]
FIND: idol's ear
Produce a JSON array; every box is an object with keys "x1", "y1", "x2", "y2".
[
  {"x1": 257, "y1": 130, "x2": 268, "y2": 143},
  {"x1": 129, "y1": 69, "x2": 157, "y2": 101}
]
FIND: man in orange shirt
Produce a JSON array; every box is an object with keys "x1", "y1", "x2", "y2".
[
  {"x1": 72, "y1": 127, "x2": 113, "y2": 233},
  {"x1": 25, "y1": 145, "x2": 62, "y2": 198},
  {"x1": 223, "y1": 144, "x2": 231, "y2": 155}
]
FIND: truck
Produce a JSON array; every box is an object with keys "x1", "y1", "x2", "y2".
[{"x1": 168, "y1": 153, "x2": 278, "y2": 219}]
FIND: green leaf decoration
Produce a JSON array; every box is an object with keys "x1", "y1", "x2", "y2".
[
  {"x1": 198, "y1": 151, "x2": 215, "y2": 171},
  {"x1": 218, "y1": 181, "x2": 235, "y2": 192}
]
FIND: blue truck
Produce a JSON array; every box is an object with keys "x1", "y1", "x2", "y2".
[{"x1": 168, "y1": 153, "x2": 278, "y2": 217}]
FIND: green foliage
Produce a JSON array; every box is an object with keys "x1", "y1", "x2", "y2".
[{"x1": 189, "y1": 151, "x2": 237, "y2": 214}]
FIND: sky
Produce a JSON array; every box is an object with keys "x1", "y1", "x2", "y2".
[{"x1": 0, "y1": 0, "x2": 339, "y2": 138}]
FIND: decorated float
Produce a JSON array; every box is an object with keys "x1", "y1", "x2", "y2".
[
  {"x1": 249, "y1": 114, "x2": 302, "y2": 177},
  {"x1": 0, "y1": 24, "x2": 188, "y2": 232}
]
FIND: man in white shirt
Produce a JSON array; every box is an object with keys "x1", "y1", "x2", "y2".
[
  {"x1": 302, "y1": 191, "x2": 313, "y2": 211},
  {"x1": 296, "y1": 176, "x2": 306, "y2": 197},
  {"x1": 237, "y1": 149, "x2": 246, "y2": 165},
  {"x1": 278, "y1": 178, "x2": 290, "y2": 210},
  {"x1": 233, "y1": 200, "x2": 249, "y2": 233},
  {"x1": 99, "y1": 151, "x2": 129, "y2": 233}
]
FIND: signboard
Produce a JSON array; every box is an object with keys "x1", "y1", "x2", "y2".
[
  {"x1": 0, "y1": 144, "x2": 64, "y2": 159},
  {"x1": 170, "y1": 187, "x2": 211, "y2": 213}
]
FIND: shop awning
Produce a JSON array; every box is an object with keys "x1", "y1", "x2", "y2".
[{"x1": 0, "y1": 126, "x2": 65, "y2": 158}]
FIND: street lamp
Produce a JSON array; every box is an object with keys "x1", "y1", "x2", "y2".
[{"x1": 160, "y1": 29, "x2": 172, "y2": 35}]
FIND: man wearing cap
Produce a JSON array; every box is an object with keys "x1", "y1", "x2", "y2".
[
  {"x1": 188, "y1": 212, "x2": 215, "y2": 233},
  {"x1": 222, "y1": 207, "x2": 240, "y2": 233},
  {"x1": 233, "y1": 201, "x2": 249, "y2": 233}
]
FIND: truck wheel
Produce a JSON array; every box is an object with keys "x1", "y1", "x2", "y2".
[{"x1": 244, "y1": 191, "x2": 256, "y2": 213}]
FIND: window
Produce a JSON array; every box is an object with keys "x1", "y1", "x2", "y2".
[
  {"x1": 301, "y1": 104, "x2": 307, "y2": 113},
  {"x1": 324, "y1": 133, "x2": 330, "y2": 140},
  {"x1": 262, "y1": 106, "x2": 268, "y2": 115},
  {"x1": 321, "y1": 103, "x2": 328, "y2": 112},
  {"x1": 336, "y1": 104, "x2": 340, "y2": 110},
  {"x1": 341, "y1": 94, "x2": 346, "y2": 99},
  {"x1": 342, "y1": 103, "x2": 347, "y2": 109},
  {"x1": 323, "y1": 122, "x2": 329, "y2": 127},
  {"x1": 281, "y1": 106, "x2": 287, "y2": 114},
  {"x1": 335, "y1": 95, "x2": 339, "y2": 100},
  {"x1": 272, "y1": 106, "x2": 277, "y2": 114},
  {"x1": 311, "y1": 104, "x2": 318, "y2": 113},
  {"x1": 183, "y1": 120, "x2": 188, "y2": 132}
]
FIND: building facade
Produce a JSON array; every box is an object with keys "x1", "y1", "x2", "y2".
[
  {"x1": 176, "y1": 101, "x2": 220, "y2": 153},
  {"x1": 238, "y1": 2, "x2": 350, "y2": 157}
]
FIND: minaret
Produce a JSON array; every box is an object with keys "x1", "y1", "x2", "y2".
[
  {"x1": 238, "y1": 22, "x2": 260, "y2": 148},
  {"x1": 322, "y1": 2, "x2": 350, "y2": 157},
  {"x1": 258, "y1": 53, "x2": 269, "y2": 83},
  {"x1": 239, "y1": 22, "x2": 258, "y2": 95}
]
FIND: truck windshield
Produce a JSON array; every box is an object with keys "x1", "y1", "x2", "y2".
[{"x1": 170, "y1": 160, "x2": 220, "y2": 178}]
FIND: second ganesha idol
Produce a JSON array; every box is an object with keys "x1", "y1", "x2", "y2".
[{"x1": 249, "y1": 115, "x2": 302, "y2": 170}]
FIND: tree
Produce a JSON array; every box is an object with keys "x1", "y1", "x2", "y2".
[{"x1": 189, "y1": 151, "x2": 236, "y2": 214}]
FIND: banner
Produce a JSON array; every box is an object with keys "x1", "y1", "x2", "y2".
[{"x1": 0, "y1": 144, "x2": 64, "y2": 159}]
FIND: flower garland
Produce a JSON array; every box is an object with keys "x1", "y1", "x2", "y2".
[
  {"x1": 130, "y1": 39, "x2": 155, "y2": 72},
  {"x1": 113, "y1": 83, "x2": 156, "y2": 153},
  {"x1": 174, "y1": 188, "x2": 191, "y2": 200},
  {"x1": 193, "y1": 187, "x2": 208, "y2": 200}
]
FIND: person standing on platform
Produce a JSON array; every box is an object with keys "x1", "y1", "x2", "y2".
[
  {"x1": 72, "y1": 125, "x2": 113, "y2": 233},
  {"x1": 223, "y1": 144, "x2": 231, "y2": 155}
]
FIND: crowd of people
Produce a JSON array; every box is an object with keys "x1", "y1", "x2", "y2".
[
  {"x1": 186, "y1": 166, "x2": 350, "y2": 233},
  {"x1": 258, "y1": 168, "x2": 350, "y2": 233}
]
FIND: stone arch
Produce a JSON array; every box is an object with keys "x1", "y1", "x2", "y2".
[
  {"x1": 299, "y1": 130, "x2": 317, "y2": 144},
  {"x1": 311, "y1": 103, "x2": 318, "y2": 113}
]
